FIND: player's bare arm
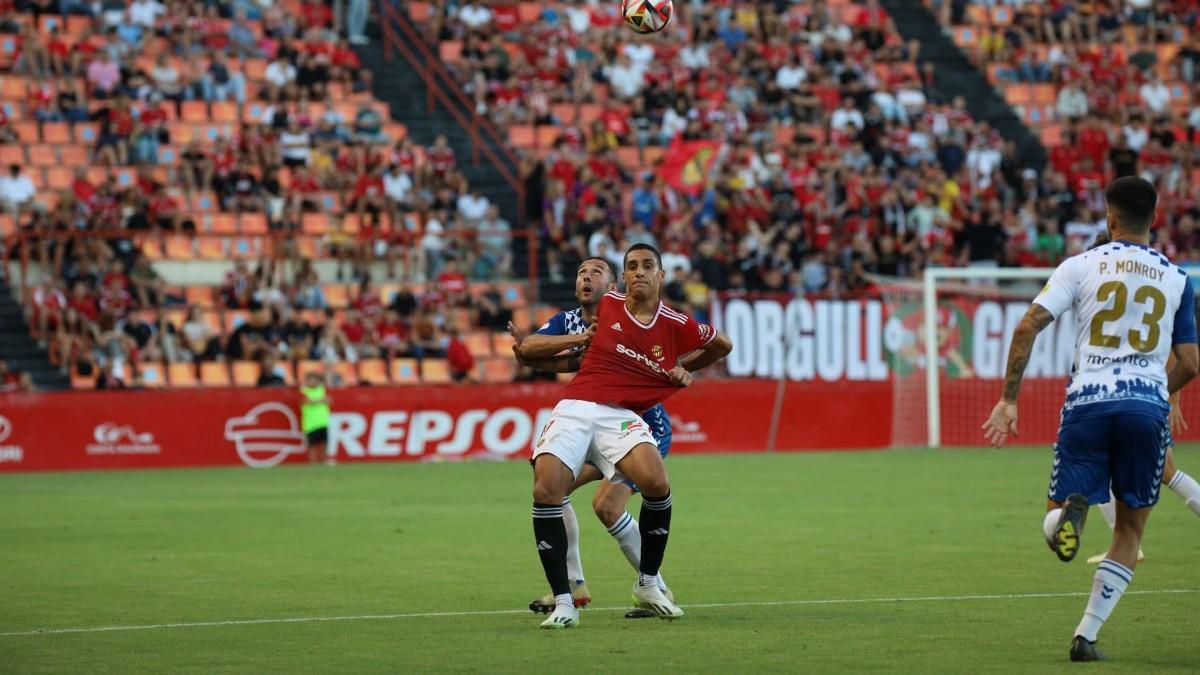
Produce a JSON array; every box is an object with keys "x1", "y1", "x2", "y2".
[
  {"x1": 1166, "y1": 342, "x2": 1199, "y2": 395},
  {"x1": 679, "y1": 331, "x2": 733, "y2": 373},
  {"x1": 517, "y1": 323, "x2": 596, "y2": 359},
  {"x1": 983, "y1": 304, "x2": 1055, "y2": 448},
  {"x1": 513, "y1": 346, "x2": 585, "y2": 373}
]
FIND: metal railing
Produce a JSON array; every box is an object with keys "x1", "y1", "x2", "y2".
[{"x1": 377, "y1": 0, "x2": 528, "y2": 230}]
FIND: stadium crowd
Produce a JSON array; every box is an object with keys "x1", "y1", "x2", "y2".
[
  {"x1": 25, "y1": 249, "x2": 526, "y2": 388},
  {"x1": 938, "y1": 0, "x2": 1200, "y2": 263},
  {"x1": 424, "y1": 0, "x2": 1200, "y2": 296}
]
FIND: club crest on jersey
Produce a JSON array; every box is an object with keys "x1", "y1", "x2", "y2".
[
  {"x1": 652, "y1": 345, "x2": 664, "y2": 361},
  {"x1": 611, "y1": 322, "x2": 622, "y2": 331}
]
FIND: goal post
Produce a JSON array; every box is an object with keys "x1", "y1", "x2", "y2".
[{"x1": 918, "y1": 266, "x2": 1200, "y2": 449}]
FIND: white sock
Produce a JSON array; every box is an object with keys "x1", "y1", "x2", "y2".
[
  {"x1": 1042, "y1": 509, "x2": 1062, "y2": 544},
  {"x1": 638, "y1": 572, "x2": 660, "y2": 588},
  {"x1": 562, "y1": 497, "x2": 584, "y2": 585},
  {"x1": 1098, "y1": 492, "x2": 1117, "y2": 530},
  {"x1": 607, "y1": 511, "x2": 641, "y2": 572},
  {"x1": 554, "y1": 592, "x2": 573, "y2": 608},
  {"x1": 1075, "y1": 560, "x2": 1133, "y2": 641},
  {"x1": 1168, "y1": 471, "x2": 1200, "y2": 517}
]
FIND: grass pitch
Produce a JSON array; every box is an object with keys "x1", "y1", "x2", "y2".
[{"x1": 2, "y1": 447, "x2": 1199, "y2": 673}]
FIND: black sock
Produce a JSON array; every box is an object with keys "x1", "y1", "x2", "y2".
[
  {"x1": 638, "y1": 491, "x2": 672, "y2": 578},
  {"x1": 532, "y1": 502, "x2": 570, "y2": 597}
]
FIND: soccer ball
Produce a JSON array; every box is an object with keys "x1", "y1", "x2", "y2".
[{"x1": 621, "y1": 0, "x2": 672, "y2": 34}]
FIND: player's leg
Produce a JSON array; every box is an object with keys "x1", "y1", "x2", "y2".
[
  {"x1": 1043, "y1": 417, "x2": 1108, "y2": 562},
  {"x1": 529, "y1": 463, "x2": 600, "y2": 614},
  {"x1": 1163, "y1": 446, "x2": 1200, "y2": 517},
  {"x1": 529, "y1": 401, "x2": 593, "y2": 629},
  {"x1": 1069, "y1": 413, "x2": 1168, "y2": 661},
  {"x1": 1086, "y1": 488, "x2": 1146, "y2": 564},
  {"x1": 611, "y1": 443, "x2": 682, "y2": 618},
  {"x1": 565, "y1": 464, "x2": 603, "y2": 590}
]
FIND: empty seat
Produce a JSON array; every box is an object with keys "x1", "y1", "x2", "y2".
[
  {"x1": 231, "y1": 361, "x2": 259, "y2": 387},
  {"x1": 168, "y1": 362, "x2": 199, "y2": 387},
  {"x1": 422, "y1": 359, "x2": 451, "y2": 384},
  {"x1": 358, "y1": 358, "x2": 389, "y2": 385},
  {"x1": 200, "y1": 362, "x2": 231, "y2": 387},
  {"x1": 391, "y1": 358, "x2": 420, "y2": 384}
]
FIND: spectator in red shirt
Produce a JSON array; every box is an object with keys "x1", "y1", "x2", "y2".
[
  {"x1": 353, "y1": 165, "x2": 387, "y2": 228},
  {"x1": 437, "y1": 258, "x2": 471, "y2": 307},
  {"x1": 374, "y1": 309, "x2": 411, "y2": 359},
  {"x1": 337, "y1": 307, "x2": 377, "y2": 359},
  {"x1": 446, "y1": 329, "x2": 476, "y2": 383}
]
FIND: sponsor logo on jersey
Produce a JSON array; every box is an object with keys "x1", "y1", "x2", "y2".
[
  {"x1": 652, "y1": 345, "x2": 664, "y2": 361},
  {"x1": 620, "y1": 420, "x2": 646, "y2": 432},
  {"x1": 616, "y1": 343, "x2": 669, "y2": 376}
]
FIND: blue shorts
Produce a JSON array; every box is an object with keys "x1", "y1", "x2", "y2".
[
  {"x1": 1048, "y1": 413, "x2": 1171, "y2": 509},
  {"x1": 620, "y1": 404, "x2": 673, "y2": 492}
]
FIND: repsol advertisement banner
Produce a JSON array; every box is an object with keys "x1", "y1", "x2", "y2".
[
  {"x1": 712, "y1": 291, "x2": 1080, "y2": 382},
  {"x1": 0, "y1": 380, "x2": 894, "y2": 472}
]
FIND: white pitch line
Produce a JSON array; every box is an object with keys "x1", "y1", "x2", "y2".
[{"x1": 1, "y1": 589, "x2": 1196, "y2": 638}]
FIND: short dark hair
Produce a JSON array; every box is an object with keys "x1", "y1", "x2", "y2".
[
  {"x1": 579, "y1": 256, "x2": 616, "y2": 283},
  {"x1": 1105, "y1": 176, "x2": 1157, "y2": 233},
  {"x1": 623, "y1": 243, "x2": 662, "y2": 270}
]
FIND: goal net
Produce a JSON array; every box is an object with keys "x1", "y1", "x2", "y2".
[{"x1": 886, "y1": 267, "x2": 1200, "y2": 448}]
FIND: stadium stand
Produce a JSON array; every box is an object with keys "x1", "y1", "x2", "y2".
[
  {"x1": 930, "y1": 0, "x2": 1199, "y2": 262},
  {"x1": 0, "y1": 0, "x2": 539, "y2": 390},
  {"x1": 411, "y1": 0, "x2": 1048, "y2": 295}
]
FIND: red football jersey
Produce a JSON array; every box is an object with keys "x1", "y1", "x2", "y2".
[{"x1": 565, "y1": 292, "x2": 717, "y2": 413}]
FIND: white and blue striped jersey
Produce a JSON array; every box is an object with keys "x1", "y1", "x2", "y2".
[{"x1": 1034, "y1": 240, "x2": 1198, "y2": 421}]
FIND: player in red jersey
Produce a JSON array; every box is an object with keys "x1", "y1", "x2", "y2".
[{"x1": 530, "y1": 244, "x2": 733, "y2": 629}]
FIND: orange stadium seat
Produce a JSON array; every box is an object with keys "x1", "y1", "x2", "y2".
[
  {"x1": 463, "y1": 331, "x2": 492, "y2": 358},
  {"x1": 480, "y1": 358, "x2": 515, "y2": 384},
  {"x1": 358, "y1": 358, "x2": 390, "y2": 385},
  {"x1": 509, "y1": 124, "x2": 535, "y2": 147},
  {"x1": 200, "y1": 362, "x2": 231, "y2": 387},
  {"x1": 184, "y1": 286, "x2": 215, "y2": 308},
  {"x1": 512, "y1": 307, "x2": 532, "y2": 330},
  {"x1": 408, "y1": 1, "x2": 430, "y2": 21},
  {"x1": 439, "y1": 40, "x2": 462, "y2": 62},
  {"x1": 240, "y1": 213, "x2": 267, "y2": 234},
  {"x1": 60, "y1": 144, "x2": 87, "y2": 166},
  {"x1": 422, "y1": 359, "x2": 451, "y2": 384},
  {"x1": 0, "y1": 144, "x2": 22, "y2": 165},
  {"x1": 13, "y1": 120, "x2": 37, "y2": 143},
  {"x1": 331, "y1": 361, "x2": 358, "y2": 386},
  {"x1": 45, "y1": 167, "x2": 71, "y2": 190},
  {"x1": 391, "y1": 358, "x2": 420, "y2": 384},
  {"x1": 181, "y1": 101, "x2": 209, "y2": 122},
  {"x1": 518, "y1": 2, "x2": 541, "y2": 21},
  {"x1": 231, "y1": 361, "x2": 259, "y2": 387},
  {"x1": 323, "y1": 284, "x2": 349, "y2": 308},
  {"x1": 211, "y1": 101, "x2": 238, "y2": 123},
  {"x1": 41, "y1": 122, "x2": 70, "y2": 144},
  {"x1": 74, "y1": 122, "x2": 98, "y2": 144},
  {"x1": 492, "y1": 332, "x2": 516, "y2": 356},
  {"x1": 296, "y1": 359, "x2": 324, "y2": 382},
  {"x1": 168, "y1": 362, "x2": 199, "y2": 387},
  {"x1": 139, "y1": 362, "x2": 166, "y2": 388}
]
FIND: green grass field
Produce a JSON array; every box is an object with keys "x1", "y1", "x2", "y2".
[{"x1": 2, "y1": 447, "x2": 1200, "y2": 673}]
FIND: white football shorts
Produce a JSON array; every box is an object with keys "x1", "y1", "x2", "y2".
[{"x1": 533, "y1": 399, "x2": 658, "y2": 481}]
